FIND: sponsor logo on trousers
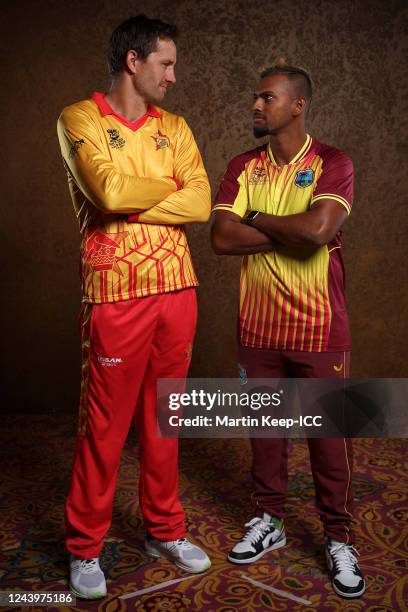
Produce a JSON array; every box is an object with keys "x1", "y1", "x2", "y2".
[{"x1": 97, "y1": 355, "x2": 124, "y2": 366}]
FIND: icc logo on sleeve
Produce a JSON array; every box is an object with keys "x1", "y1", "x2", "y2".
[{"x1": 294, "y1": 169, "x2": 314, "y2": 188}]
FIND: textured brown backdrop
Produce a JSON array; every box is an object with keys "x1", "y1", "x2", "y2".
[{"x1": 1, "y1": 0, "x2": 407, "y2": 413}]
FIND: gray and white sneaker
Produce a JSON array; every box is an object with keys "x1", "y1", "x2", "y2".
[
  {"x1": 69, "y1": 556, "x2": 107, "y2": 599},
  {"x1": 325, "y1": 539, "x2": 365, "y2": 598},
  {"x1": 145, "y1": 536, "x2": 211, "y2": 573},
  {"x1": 228, "y1": 513, "x2": 286, "y2": 564}
]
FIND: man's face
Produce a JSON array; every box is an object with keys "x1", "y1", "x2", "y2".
[
  {"x1": 252, "y1": 74, "x2": 298, "y2": 138},
  {"x1": 133, "y1": 37, "x2": 177, "y2": 104}
]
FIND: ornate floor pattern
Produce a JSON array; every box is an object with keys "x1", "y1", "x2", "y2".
[{"x1": 0, "y1": 416, "x2": 407, "y2": 611}]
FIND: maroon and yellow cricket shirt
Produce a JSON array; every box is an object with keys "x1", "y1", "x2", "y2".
[{"x1": 214, "y1": 135, "x2": 353, "y2": 352}]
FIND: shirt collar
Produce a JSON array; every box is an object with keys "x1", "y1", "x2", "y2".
[
  {"x1": 91, "y1": 91, "x2": 161, "y2": 129},
  {"x1": 267, "y1": 134, "x2": 313, "y2": 166}
]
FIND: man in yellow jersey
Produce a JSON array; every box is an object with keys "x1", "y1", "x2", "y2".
[
  {"x1": 211, "y1": 62, "x2": 365, "y2": 599},
  {"x1": 57, "y1": 15, "x2": 211, "y2": 600}
]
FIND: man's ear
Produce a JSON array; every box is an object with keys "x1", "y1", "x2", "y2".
[
  {"x1": 125, "y1": 49, "x2": 140, "y2": 74},
  {"x1": 293, "y1": 97, "x2": 307, "y2": 117}
]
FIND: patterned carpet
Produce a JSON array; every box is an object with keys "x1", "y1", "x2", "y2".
[{"x1": 0, "y1": 416, "x2": 407, "y2": 611}]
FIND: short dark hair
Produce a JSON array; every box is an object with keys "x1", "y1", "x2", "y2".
[
  {"x1": 108, "y1": 14, "x2": 178, "y2": 77},
  {"x1": 261, "y1": 60, "x2": 312, "y2": 109}
]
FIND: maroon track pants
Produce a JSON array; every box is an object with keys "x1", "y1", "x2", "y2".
[
  {"x1": 238, "y1": 345, "x2": 354, "y2": 544},
  {"x1": 66, "y1": 289, "x2": 197, "y2": 558}
]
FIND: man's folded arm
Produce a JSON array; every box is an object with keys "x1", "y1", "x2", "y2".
[
  {"x1": 57, "y1": 107, "x2": 178, "y2": 214},
  {"x1": 211, "y1": 210, "x2": 277, "y2": 255},
  {"x1": 129, "y1": 118, "x2": 211, "y2": 225},
  {"x1": 250, "y1": 151, "x2": 353, "y2": 247},
  {"x1": 249, "y1": 198, "x2": 348, "y2": 248},
  {"x1": 210, "y1": 155, "x2": 276, "y2": 255}
]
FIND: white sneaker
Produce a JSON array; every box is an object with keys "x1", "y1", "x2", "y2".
[
  {"x1": 69, "y1": 556, "x2": 107, "y2": 599},
  {"x1": 228, "y1": 513, "x2": 286, "y2": 564},
  {"x1": 325, "y1": 539, "x2": 365, "y2": 598},
  {"x1": 145, "y1": 537, "x2": 211, "y2": 573}
]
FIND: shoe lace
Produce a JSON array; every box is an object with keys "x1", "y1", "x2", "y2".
[
  {"x1": 79, "y1": 558, "x2": 99, "y2": 574},
  {"x1": 330, "y1": 542, "x2": 359, "y2": 573},
  {"x1": 242, "y1": 517, "x2": 275, "y2": 545},
  {"x1": 175, "y1": 538, "x2": 193, "y2": 549}
]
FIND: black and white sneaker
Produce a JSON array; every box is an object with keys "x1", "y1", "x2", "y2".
[
  {"x1": 228, "y1": 513, "x2": 286, "y2": 564},
  {"x1": 325, "y1": 539, "x2": 365, "y2": 598}
]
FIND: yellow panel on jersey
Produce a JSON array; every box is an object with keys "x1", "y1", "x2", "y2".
[
  {"x1": 214, "y1": 136, "x2": 354, "y2": 352},
  {"x1": 57, "y1": 92, "x2": 210, "y2": 303}
]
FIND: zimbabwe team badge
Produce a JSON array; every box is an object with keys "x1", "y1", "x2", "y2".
[
  {"x1": 294, "y1": 168, "x2": 314, "y2": 188},
  {"x1": 151, "y1": 130, "x2": 170, "y2": 150}
]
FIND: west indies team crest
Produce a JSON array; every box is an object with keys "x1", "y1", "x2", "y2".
[
  {"x1": 151, "y1": 130, "x2": 170, "y2": 150},
  {"x1": 294, "y1": 168, "x2": 314, "y2": 188}
]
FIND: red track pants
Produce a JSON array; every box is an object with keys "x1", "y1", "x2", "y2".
[
  {"x1": 66, "y1": 288, "x2": 197, "y2": 558},
  {"x1": 238, "y1": 345, "x2": 355, "y2": 545}
]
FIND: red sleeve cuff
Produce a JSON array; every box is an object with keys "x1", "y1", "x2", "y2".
[
  {"x1": 172, "y1": 177, "x2": 183, "y2": 191},
  {"x1": 127, "y1": 213, "x2": 140, "y2": 223}
]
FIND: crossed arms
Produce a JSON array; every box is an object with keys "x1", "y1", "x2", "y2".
[
  {"x1": 211, "y1": 200, "x2": 348, "y2": 255},
  {"x1": 211, "y1": 150, "x2": 353, "y2": 254},
  {"x1": 57, "y1": 106, "x2": 211, "y2": 225}
]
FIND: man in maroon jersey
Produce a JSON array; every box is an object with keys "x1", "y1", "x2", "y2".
[{"x1": 211, "y1": 61, "x2": 365, "y2": 599}]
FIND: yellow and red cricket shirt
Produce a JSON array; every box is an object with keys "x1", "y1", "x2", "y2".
[
  {"x1": 57, "y1": 92, "x2": 210, "y2": 303},
  {"x1": 213, "y1": 135, "x2": 353, "y2": 352}
]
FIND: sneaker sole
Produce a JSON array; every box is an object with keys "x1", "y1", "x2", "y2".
[
  {"x1": 332, "y1": 582, "x2": 366, "y2": 599},
  {"x1": 69, "y1": 584, "x2": 107, "y2": 600},
  {"x1": 228, "y1": 535, "x2": 286, "y2": 564},
  {"x1": 145, "y1": 544, "x2": 211, "y2": 574}
]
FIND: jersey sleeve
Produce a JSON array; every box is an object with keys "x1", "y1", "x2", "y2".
[
  {"x1": 310, "y1": 150, "x2": 354, "y2": 215},
  {"x1": 57, "y1": 106, "x2": 177, "y2": 214},
  {"x1": 134, "y1": 117, "x2": 211, "y2": 225},
  {"x1": 212, "y1": 155, "x2": 249, "y2": 218}
]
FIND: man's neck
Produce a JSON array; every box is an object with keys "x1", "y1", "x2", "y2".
[
  {"x1": 269, "y1": 128, "x2": 307, "y2": 167},
  {"x1": 105, "y1": 77, "x2": 148, "y2": 123}
]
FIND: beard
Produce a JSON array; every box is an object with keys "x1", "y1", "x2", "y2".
[
  {"x1": 144, "y1": 87, "x2": 166, "y2": 106},
  {"x1": 253, "y1": 125, "x2": 270, "y2": 138}
]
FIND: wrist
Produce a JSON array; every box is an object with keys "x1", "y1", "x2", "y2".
[{"x1": 243, "y1": 210, "x2": 261, "y2": 226}]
